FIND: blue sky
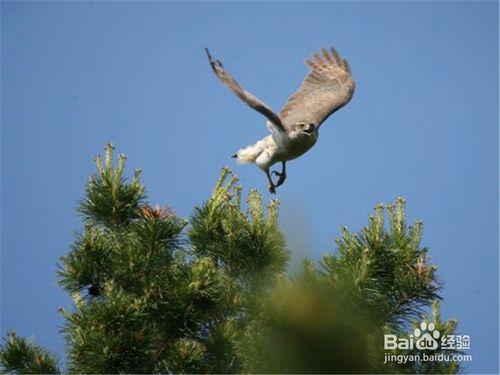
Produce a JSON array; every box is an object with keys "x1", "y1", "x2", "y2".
[{"x1": 1, "y1": 1, "x2": 498, "y2": 373}]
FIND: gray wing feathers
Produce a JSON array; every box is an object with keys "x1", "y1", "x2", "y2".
[
  {"x1": 280, "y1": 47, "x2": 355, "y2": 128},
  {"x1": 205, "y1": 48, "x2": 285, "y2": 132}
]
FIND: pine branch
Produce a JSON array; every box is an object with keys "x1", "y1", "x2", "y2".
[{"x1": 0, "y1": 332, "x2": 60, "y2": 374}]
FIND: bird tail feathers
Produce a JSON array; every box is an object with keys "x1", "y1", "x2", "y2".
[{"x1": 233, "y1": 140, "x2": 266, "y2": 164}]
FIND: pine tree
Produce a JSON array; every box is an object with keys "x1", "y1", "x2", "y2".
[{"x1": 1, "y1": 145, "x2": 463, "y2": 374}]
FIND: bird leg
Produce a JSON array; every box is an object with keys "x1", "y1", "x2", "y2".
[
  {"x1": 265, "y1": 169, "x2": 276, "y2": 194},
  {"x1": 272, "y1": 162, "x2": 287, "y2": 187}
]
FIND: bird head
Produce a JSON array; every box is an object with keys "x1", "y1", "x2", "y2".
[{"x1": 291, "y1": 122, "x2": 317, "y2": 137}]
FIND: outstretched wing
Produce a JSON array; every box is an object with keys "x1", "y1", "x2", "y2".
[
  {"x1": 206, "y1": 48, "x2": 285, "y2": 132},
  {"x1": 280, "y1": 47, "x2": 355, "y2": 128}
]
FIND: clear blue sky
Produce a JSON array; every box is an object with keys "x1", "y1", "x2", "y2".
[{"x1": 2, "y1": 1, "x2": 498, "y2": 373}]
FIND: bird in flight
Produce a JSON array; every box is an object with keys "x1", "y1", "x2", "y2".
[{"x1": 206, "y1": 47, "x2": 355, "y2": 193}]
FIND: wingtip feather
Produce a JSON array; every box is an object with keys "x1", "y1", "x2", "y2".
[
  {"x1": 321, "y1": 47, "x2": 335, "y2": 64},
  {"x1": 205, "y1": 47, "x2": 213, "y2": 61},
  {"x1": 342, "y1": 58, "x2": 352, "y2": 74},
  {"x1": 331, "y1": 47, "x2": 342, "y2": 65}
]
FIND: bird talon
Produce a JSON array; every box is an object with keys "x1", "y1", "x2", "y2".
[
  {"x1": 276, "y1": 174, "x2": 286, "y2": 187},
  {"x1": 268, "y1": 184, "x2": 276, "y2": 194},
  {"x1": 272, "y1": 170, "x2": 282, "y2": 176}
]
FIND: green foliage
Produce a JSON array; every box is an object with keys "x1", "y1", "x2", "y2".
[
  {"x1": 0, "y1": 331, "x2": 59, "y2": 374},
  {"x1": 0, "y1": 145, "x2": 463, "y2": 374},
  {"x1": 189, "y1": 167, "x2": 288, "y2": 281},
  {"x1": 57, "y1": 146, "x2": 289, "y2": 374},
  {"x1": 238, "y1": 200, "x2": 453, "y2": 374},
  {"x1": 383, "y1": 301, "x2": 463, "y2": 374},
  {"x1": 322, "y1": 198, "x2": 439, "y2": 330},
  {"x1": 78, "y1": 143, "x2": 145, "y2": 228},
  {"x1": 238, "y1": 264, "x2": 376, "y2": 373}
]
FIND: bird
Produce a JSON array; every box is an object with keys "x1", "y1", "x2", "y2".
[{"x1": 206, "y1": 47, "x2": 355, "y2": 194}]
